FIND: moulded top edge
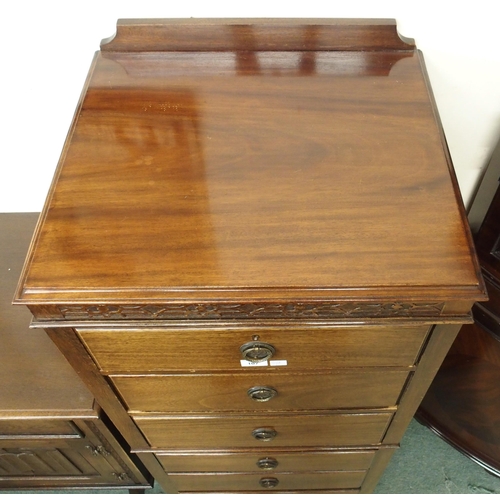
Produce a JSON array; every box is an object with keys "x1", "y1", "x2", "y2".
[{"x1": 13, "y1": 284, "x2": 487, "y2": 305}]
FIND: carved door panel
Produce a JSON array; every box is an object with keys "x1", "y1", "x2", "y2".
[
  {"x1": 0, "y1": 443, "x2": 90, "y2": 477},
  {"x1": 0, "y1": 419, "x2": 145, "y2": 488}
]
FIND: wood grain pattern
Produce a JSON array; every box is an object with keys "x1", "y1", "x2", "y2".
[
  {"x1": 44, "y1": 327, "x2": 176, "y2": 493},
  {"x1": 111, "y1": 369, "x2": 410, "y2": 412},
  {"x1": 11, "y1": 19, "x2": 487, "y2": 494},
  {"x1": 418, "y1": 324, "x2": 500, "y2": 476},
  {"x1": 14, "y1": 40, "x2": 485, "y2": 310},
  {"x1": 77, "y1": 326, "x2": 429, "y2": 373},
  {"x1": 0, "y1": 420, "x2": 80, "y2": 439},
  {"x1": 359, "y1": 447, "x2": 397, "y2": 494},
  {"x1": 0, "y1": 213, "x2": 152, "y2": 491},
  {"x1": 0, "y1": 419, "x2": 151, "y2": 489},
  {"x1": 382, "y1": 323, "x2": 461, "y2": 445},
  {"x1": 417, "y1": 169, "x2": 500, "y2": 476},
  {"x1": 132, "y1": 412, "x2": 392, "y2": 449},
  {"x1": 167, "y1": 470, "x2": 366, "y2": 492},
  {"x1": 0, "y1": 446, "x2": 85, "y2": 477},
  {"x1": 101, "y1": 18, "x2": 415, "y2": 52},
  {"x1": 0, "y1": 214, "x2": 94, "y2": 416},
  {"x1": 154, "y1": 449, "x2": 376, "y2": 473}
]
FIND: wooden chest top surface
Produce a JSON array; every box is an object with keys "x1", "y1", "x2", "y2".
[{"x1": 15, "y1": 20, "x2": 484, "y2": 307}]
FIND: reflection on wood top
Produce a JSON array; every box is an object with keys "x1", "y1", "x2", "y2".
[{"x1": 15, "y1": 20, "x2": 485, "y2": 305}]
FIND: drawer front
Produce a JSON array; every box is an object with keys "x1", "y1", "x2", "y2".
[
  {"x1": 78, "y1": 326, "x2": 428, "y2": 372},
  {"x1": 111, "y1": 370, "x2": 409, "y2": 412},
  {"x1": 168, "y1": 470, "x2": 366, "y2": 492},
  {"x1": 0, "y1": 420, "x2": 82, "y2": 439},
  {"x1": 133, "y1": 412, "x2": 392, "y2": 449},
  {"x1": 155, "y1": 449, "x2": 376, "y2": 473}
]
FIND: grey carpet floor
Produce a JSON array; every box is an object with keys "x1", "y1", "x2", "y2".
[
  {"x1": 2, "y1": 419, "x2": 500, "y2": 495},
  {"x1": 375, "y1": 419, "x2": 500, "y2": 494}
]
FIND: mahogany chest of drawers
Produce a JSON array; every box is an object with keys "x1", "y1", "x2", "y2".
[{"x1": 14, "y1": 19, "x2": 486, "y2": 493}]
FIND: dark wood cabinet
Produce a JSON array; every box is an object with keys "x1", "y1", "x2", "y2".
[
  {"x1": 13, "y1": 19, "x2": 486, "y2": 493},
  {"x1": 0, "y1": 213, "x2": 152, "y2": 491},
  {"x1": 0, "y1": 418, "x2": 147, "y2": 490},
  {"x1": 418, "y1": 138, "x2": 500, "y2": 476}
]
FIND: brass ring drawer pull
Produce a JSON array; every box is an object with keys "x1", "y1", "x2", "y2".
[
  {"x1": 257, "y1": 457, "x2": 279, "y2": 470},
  {"x1": 247, "y1": 386, "x2": 278, "y2": 402},
  {"x1": 252, "y1": 427, "x2": 277, "y2": 441},
  {"x1": 259, "y1": 477, "x2": 279, "y2": 489},
  {"x1": 240, "y1": 341, "x2": 276, "y2": 362}
]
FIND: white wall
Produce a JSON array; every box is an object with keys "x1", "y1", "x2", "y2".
[{"x1": 2, "y1": 0, "x2": 499, "y2": 212}]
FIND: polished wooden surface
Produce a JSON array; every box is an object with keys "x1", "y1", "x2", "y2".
[
  {"x1": 14, "y1": 20, "x2": 484, "y2": 309},
  {"x1": 167, "y1": 470, "x2": 366, "y2": 492},
  {"x1": 0, "y1": 417, "x2": 151, "y2": 489},
  {"x1": 382, "y1": 323, "x2": 463, "y2": 445},
  {"x1": 78, "y1": 326, "x2": 428, "y2": 372},
  {"x1": 0, "y1": 213, "x2": 94, "y2": 415},
  {"x1": 12, "y1": 19, "x2": 487, "y2": 494},
  {"x1": 154, "y1": 449, "x2": 376, "y2": 473},
  {"x1": 43, "y1": 326, "x2": 174, "y2": 492},
  {"x1": 0, "y1": 213, "x2": 151, "y2": 490},
  {"x1": 0, "y1": 419, "x2": 79, "y2": 437},
  {"x1": 101, "y1": 18, "x2": 415, "y2": 52},
  {"x1": 110, "y1": 369, "x2": 410, "y2": 412},
  {"x1": 417, "y1": 148, "x2": 500, "y2": 476},
  {"x1": 132, "y1": 412, "x2": 392, "y2": 449},
  {"x1": 418, "y1": 323, "x2": 500, "y2": 475}
]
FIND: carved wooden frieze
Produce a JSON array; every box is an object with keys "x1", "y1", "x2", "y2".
[{"x1": 50, "y1": 301, "x2": 447, "y2": 321}]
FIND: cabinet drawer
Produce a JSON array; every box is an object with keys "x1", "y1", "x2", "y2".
[
  {"x1": 133, "y1": 412, "x2": 392, "y2": 449},
  {"x1": 0, "y1": 420, "x2": 82, "y2": 439},
  {"x1": 111, "y1": 369, "x2": 409, "y2": 412},
  {"x1": 168, "y1": 470, "x2": 366, "y2": 492},
  {"x1": 78, "y1": 326, "x2": 428, "y2": 372},
  {"x1": 155, "y1": 449, "x2": 376, "y2": 473}
]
